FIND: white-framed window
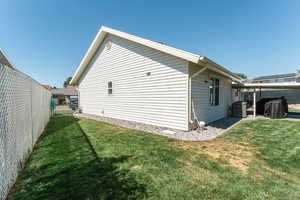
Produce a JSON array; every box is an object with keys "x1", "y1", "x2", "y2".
[
  {"x1": 108, "y1": 81, "x2": 113, "y2": 95},
  {"x1": 235, "y1": 90, "x2": 239, "y2": 97},
  {"x1": 209, "y1": 78, "x2": 219, "y2": 106}
]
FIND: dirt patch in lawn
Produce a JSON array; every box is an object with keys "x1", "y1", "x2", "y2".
[
  {"x1": 132, "y1": 164, "x2": 143, "y2": 169},
  {"x1": 176, "y1": 140, "x2": 258, "y2": 173},
  {"x1": 288, "y1": 104, "x2": 300, "y2": 110}
]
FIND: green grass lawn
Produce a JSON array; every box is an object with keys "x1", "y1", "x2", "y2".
[
  {"x1": 289, "y1": 109, "x2": 300, "y2": 115},
  {"x1": 8, "y1": 117, "x2": 300, "y2": 200},
  {"x1": 54, "y1": 110, "x2": 74, "y2": 115}
]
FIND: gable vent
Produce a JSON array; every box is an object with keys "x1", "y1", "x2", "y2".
[{"x1": 106, "y1": 41, "x2": 112, "y2": 50}]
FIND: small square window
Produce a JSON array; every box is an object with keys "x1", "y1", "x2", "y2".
[{"x1": 108, "y1": 81, "x2": 113, "y2": 95}]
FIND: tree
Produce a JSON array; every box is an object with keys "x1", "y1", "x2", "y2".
[
  {"x1": 234, "y1": 73, "x2": 247, "y2": 80},
  {"x1": 63, "y1": 77, "x2": 72, "y2": 88}
]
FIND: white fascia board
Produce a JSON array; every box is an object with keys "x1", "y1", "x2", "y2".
[
  {"x1": 207, "y1": 65, "x2": 243, "y2": 83},
  {"x1": 0, "y1": 49, "x2": 15, "y2": 69},
  {"x1": 70, "y1": 27, "x2": 107, "y2": 85},
  {"x1": 70, "y1": 26, "x2": 242, "y2": 85},
  {"x1": 101, "y1": 26, "x2": 201, "y2": 63},
  {"x1": 70, "y1": 26, "x2": 201, "y2": 85},
  {"x1": 200, "y1": 57, "x2": 243, "y2": 82}
]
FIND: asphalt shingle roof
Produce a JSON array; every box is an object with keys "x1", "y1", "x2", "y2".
[{"x1": 253, "y1": 73, "x2": 296, "y2": 80}]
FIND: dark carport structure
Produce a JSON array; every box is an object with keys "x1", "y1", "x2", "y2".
[{"x1": 233, "y1": 82, "x2": 300, "y2": 117}]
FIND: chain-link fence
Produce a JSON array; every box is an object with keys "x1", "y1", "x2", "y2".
[{"x1": 0, "y1": 63, "x2": 51, "y2": 200}]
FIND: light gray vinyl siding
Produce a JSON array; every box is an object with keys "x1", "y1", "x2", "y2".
[
  {"x1": 78, "y1": 35, "x2": 189, "y2": 130},
  {"x1": 190, "y1": 63, "x2": 232, "y2": 124}
]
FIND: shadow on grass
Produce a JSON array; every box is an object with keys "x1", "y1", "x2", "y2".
[
  {"x1": 13, "y1": 157, "x2": 146, "y2": 200},
  {"x1": 9, "y1": 117, "x2": 147, "y2": 200}
]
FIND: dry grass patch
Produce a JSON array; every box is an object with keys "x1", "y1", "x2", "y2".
[
  {"x1": 132, "y1": 164, "x2": 143, "y2": 169},
  {"x1": 180, "y1": 159, "x2": 223, "y2": 184},
  {"x1": 176, "y1": 139, "x2": 258, "y2": 173}
]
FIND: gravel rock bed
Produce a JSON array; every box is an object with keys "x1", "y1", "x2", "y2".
[{"x1": 74, "y1": 113, "x2": 243, "y2": 141}]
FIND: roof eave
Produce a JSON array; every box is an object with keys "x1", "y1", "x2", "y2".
[
  {"x1": 70, "y1": 26, "x2": 242, "y2": 85},
  {"x1": 70, "y1": 26, "x2": 202, "y2": 85},
  {"x1": 198, "y1": 57, "x2": 243, "y2": 83},
  {"x1": 0, "y1": 49, "x2": 15, "y2": 69},
  {"x1": 70, "y1": 27, "x2": 108, "y2": 85}
]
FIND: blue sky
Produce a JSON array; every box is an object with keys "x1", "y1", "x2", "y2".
[{"x1": 1, "y1": 0, "x2": 300, "y2": 87}]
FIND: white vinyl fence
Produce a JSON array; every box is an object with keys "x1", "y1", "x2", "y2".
[{"x1": 0, "y1": 63, "x2": 51, "y2": 200}]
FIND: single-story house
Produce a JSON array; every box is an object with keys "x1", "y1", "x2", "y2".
[
  {"x1": 51, "y1": 86, "x2": 78, "y2": 104},
  {"x1": 249, "y1": 72, "x2": 300, "y2": 83},
  {"x1": 70, "y1": 26, "x2": 242, "y2": 131}
]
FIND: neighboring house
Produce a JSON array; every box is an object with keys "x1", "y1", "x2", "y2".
[
  {"x1": 42, "y1": 85, "x2": 52, "y2": 91},
  {"x1": 250, "y1": 72, "x2": 300, "y2": 83},
  {"x1": 70, "y1": 26, "x2": 242, "y2": 131},
  {"x1": 51, "y1": 86, "x2": 78, "y2": 104},
  {"x1": 245, "y1": 71, "x2": 300, "y2": 105}
]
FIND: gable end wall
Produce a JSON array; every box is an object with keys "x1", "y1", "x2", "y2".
[{"x1": 78, "y1": 34, "x2": 189, "y2": 130}]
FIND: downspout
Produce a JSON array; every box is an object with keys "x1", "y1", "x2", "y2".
[
  {"x1": 73, "y1": 84, "x2": 80, "y2": 112},
  {"x1": 77, "y1": 86, "x2": 80, "y2": 110},
  {"x1": 188, "y1": 66, "x2": 208, "y2": 127}
]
